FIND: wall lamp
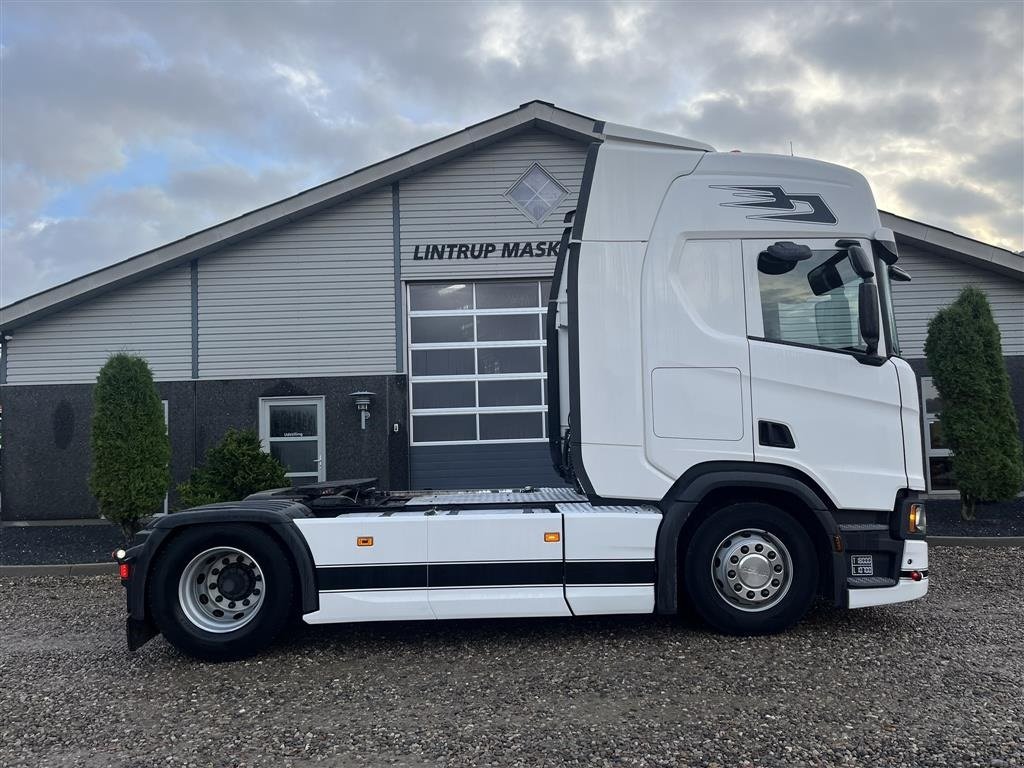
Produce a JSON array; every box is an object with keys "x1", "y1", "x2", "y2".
[{"x1": 349, "y1": 391, "x2": 376, "y2": 431}]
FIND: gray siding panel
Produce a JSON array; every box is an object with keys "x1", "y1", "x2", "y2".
[
  {"x1": 892, "y1": 245, "x2": 1024, "y2": 358},
  {"x1": 400, "y1": 129, "x2": 588, "y2": 281},
  {"x1": 410, "y1": 443, "x2": 566, "y2": 490},
  {"x1": 197, "y1": 188, "x2": 395, "y2": 378},
  {"x1": 5, "y1": 266, "x2": 192, "y2": 384}
]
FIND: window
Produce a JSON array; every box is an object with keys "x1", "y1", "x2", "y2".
[
  {"x1": 504, "y1": 164, "x2": 568, "y2": 225},
  {"x1": 756, "y1": 249, "x2": 867, "y2": 353},
  {"x1": 408, "y1": 280, "x2": 550, "y2": 445},
  {"x1": 259, "y1": 397, "x2": 326, "y2": 485},
  {"x1": 921, "y1": 377, "x2": 955, "y2": 492}
]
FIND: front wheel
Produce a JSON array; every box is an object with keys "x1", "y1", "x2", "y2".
[
  {"x1": 149, "y1": 524, "x2": 294, "y2": 661},
  {"x1": 683, "y1": 503, "x2": 818, "y2": 635}
]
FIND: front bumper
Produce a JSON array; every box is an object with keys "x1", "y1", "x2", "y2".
[{"x1": 847, "y1": 540, "x2": 929, "y2": 608}]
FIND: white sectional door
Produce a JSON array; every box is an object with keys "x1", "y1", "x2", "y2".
[{"x1": 426, "y1": 509, "x2": 570, "y2": 619}]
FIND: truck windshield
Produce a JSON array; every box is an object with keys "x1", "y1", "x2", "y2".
[
  {"x1": 756, "y1": 248, "x2": 871, "y2": 354},
  {"x1": 875, "y1": 257, "x2": 901, "y2": 356}
]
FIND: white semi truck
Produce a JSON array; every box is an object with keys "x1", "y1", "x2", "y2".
[{"x1": 118, "y1": 124, "x2": 929, "y2": 660}]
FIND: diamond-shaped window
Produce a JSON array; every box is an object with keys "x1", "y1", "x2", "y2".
[{"x1": 505, "y1": 163, "x2": 568, "y2": 225}]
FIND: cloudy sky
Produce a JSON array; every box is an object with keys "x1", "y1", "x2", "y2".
[{"x1": 1, "y1": 0, "x2": 1022, "y2": 304}]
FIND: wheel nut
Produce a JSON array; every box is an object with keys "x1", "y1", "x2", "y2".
[
  {"x1": 761, "y1": 589, "x2": 770, "y2": 597},
  {"x1": 730, "y1": 555, "x2": 739, "y2": 564},
  {"x1": 728, "y1": 570, "x2": 736, "y2": 579},
  {"x1": 740, "y1": 545, "x2": 749, "y2": 554},
  {"x1": 771, "y1": 579, "x2": 780, "y2": 587},
  {"x1": 733, "y1": 584, "x2": 742, "y2": 592},
  {"x1": 755, "y1": 544, "x2": 763, "y2": 552},
  {"x1": 746, "y1": 591, "x2": 755, "y2": 599}
]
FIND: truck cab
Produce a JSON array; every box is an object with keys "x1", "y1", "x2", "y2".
[
  {"x1": 548, "y1": 124, "x2": 927, "y2": 616},
  {"x1": 119, "y1": 125, "x2": 928, "y2": 661}
]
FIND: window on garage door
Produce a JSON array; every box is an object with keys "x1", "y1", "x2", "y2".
[{"x1": 408, "y1": 280, "x2": 550, "y2": 445}]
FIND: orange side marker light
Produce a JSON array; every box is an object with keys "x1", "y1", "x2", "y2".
[
  {"x1": 543, "y1": 532, "x2": 560, "y2": 543},
  {"x1": 357, "y1": 536, "x2": 374, "y2": 547}
]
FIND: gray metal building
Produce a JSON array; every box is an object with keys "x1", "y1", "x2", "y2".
[{"x1": 1, "y1": 101, "x2": 1022, "y2": 521}]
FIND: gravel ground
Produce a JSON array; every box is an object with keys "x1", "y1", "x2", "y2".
[{"x1": 1, "y1": 545, "x2": 1022, "y2": 768}]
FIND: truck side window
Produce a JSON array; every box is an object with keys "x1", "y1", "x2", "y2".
[{"x1": 757, "y1": 249, "x2": 866, "y2": 353}]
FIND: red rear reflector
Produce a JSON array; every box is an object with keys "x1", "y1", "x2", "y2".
[
  {"x1": 119, "y1": 562, "x2": 131, "y2": 580},
  {"x1": 910, "y1": 570, "x2": 922, "y2": 582}
]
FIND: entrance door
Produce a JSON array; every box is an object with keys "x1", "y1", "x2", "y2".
[
  {"x1": 742, "y1": 238, "x2": 905, "y2": 511},
  {"x1": 259, "y1": 397, "x2": 326, "y2": 485}
]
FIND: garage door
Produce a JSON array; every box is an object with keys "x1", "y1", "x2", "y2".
[{"x1": 407, "y1": 279, "x2": 566, "y2": 489}]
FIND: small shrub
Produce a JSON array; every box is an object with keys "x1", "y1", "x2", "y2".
[
  {"x1": 89, "y1": 354, "x2": 170, "y2": 542},
  {"x1": 924, "y1": 286, "x2": 1024, "y2": 520},
  {"x1": 178, "y1": 429, "x2": 289, "y2": 508}
]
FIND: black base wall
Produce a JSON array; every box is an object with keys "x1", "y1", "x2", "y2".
[{"x1": 0, "y1": 375, "x2": 409, "y2": 521}]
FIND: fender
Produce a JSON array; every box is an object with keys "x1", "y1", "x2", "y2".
[
  {"x1": 654, "y1": 462, "x2": 844, "y2": 614},
  {"x1": 124, "y1": 500, "x2": 319, "y2": 630}
]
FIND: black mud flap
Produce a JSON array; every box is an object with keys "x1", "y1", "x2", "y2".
[{"x1": 126, "y1": 616, "x2": 158, "y2": 652}]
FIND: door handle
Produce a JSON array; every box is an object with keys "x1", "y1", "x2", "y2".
[{"x1": 758, "y1": 421, "x2": 795, "y2": 449}]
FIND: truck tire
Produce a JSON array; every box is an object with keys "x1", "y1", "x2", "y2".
[
  {"x1": 683, "y1": 503, "x2": 818, "y2": 635},
  {"x1": 149, "y1": 524, "x2": 294, "y2": 661}
]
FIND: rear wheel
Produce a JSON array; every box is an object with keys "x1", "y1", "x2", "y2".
[
  {"x1": 149, "y1": 524, "x2": 294, "y2": 661},
  {"x1": 683, "y1": 503, "x2": 818, "y2": 635}
]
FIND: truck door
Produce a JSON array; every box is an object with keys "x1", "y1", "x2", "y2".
[
  {"x1": 427, "y1": 509, "x2": 570, "y2": 619},
  {"x1": 742, "y1": 238, "x2": 905, "y2": 511}
]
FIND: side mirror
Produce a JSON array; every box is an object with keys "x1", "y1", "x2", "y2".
[
  {"x1": 858, "y1": 282, "x2": 880, "y2": 356},
  {"x1": 758, "y1": 241, "x2": 813, "y2": 275},
  {"x1": 846, "y1": 244, "x2": 874, "y2": 279},
  {"x1": 888, "y1": 265, "x2": 912, "y2": 282}
]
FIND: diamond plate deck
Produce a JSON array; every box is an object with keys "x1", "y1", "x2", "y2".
[
  {"x1": 557, "y1": 503, "x2": 661, "y2": 515},
  {"x1": 406, "y1": 487, "x2": 587, "y2": 506}
]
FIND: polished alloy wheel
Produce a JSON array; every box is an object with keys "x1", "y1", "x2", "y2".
[
  {"x1": 711, "y1": 529, "x2": 793, "y2": 612},
  {"x1": 177, "y1": 547, "x2": 266, "y2": 633}
]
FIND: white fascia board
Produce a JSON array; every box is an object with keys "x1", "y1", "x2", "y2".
[{"x1": 880, "y1": 210, "x2": 1024, "y2": 282}]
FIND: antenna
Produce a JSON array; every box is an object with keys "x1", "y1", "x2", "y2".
[{"x1": 789, "y1": 141, "x2": 794, "y2": 157}]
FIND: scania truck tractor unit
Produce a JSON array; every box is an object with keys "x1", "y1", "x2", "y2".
[{"x1": 118, "y1": 123, "x2": 928, "y2": 660}]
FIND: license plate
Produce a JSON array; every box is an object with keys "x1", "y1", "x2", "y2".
[{"x1": 850, "y1": 555, "x2": 874, "y2": 576}]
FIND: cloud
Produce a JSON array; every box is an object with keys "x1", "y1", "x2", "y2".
[{"x1": 1, "y1": 0, "x2": 1021, "y2": 304}]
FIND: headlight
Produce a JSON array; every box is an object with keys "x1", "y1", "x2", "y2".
[{"x1": 908, "y1": 503, "x2": 926, "y2": 535}]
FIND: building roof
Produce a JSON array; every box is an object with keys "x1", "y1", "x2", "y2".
[
  {"x1": 880, "y1": 210, "x2": 1024, "y2": 282},
  {"x1": 2, "y1": 102, "x2": 1021, "y2": 331},
  {"x1": 0, "y1": 101, "x2": 603, "y2": 332}
]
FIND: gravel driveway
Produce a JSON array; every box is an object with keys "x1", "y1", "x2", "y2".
[{"x1": 1, "y1": 545, "x2": 1022, "y2": 768}]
